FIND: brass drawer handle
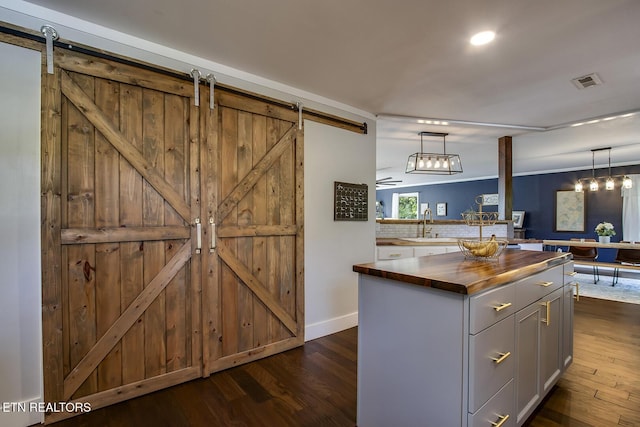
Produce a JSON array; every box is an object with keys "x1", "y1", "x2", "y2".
[
  {"x1": 540, "y1": 300, "x2": 551, "y2": 326},
  {"x1": 491, "y1": 414, "x2": 510, "y2": 427},
  {"x1": 492, "y1": 302, "x2": 512, "y2": 312},
  {"x1": 538, "y1": 281, "x2": 553, "y2": 287},
  {"x1": 491, "y1": 351, "x2": 511, "y2": 364},
  {"x1": 388, "y1": 253, "x2": 402, "y2": 258},
  {"x1": 566, "y1": 271, "x2": 577, "y2": 277},
  {"x1": 572, "y1": 282, "x2": 580, "y2": 302}
]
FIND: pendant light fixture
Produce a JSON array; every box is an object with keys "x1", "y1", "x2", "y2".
[
  {"x1": 574, "y1": 147, "x2": 632, "y2": 192},
  {"x1": 605, "y1": 149, "x2": 615, "y2": 190},
  {"x1": 589, "y1": 150, "x2": 599, "y2": 191},
  {"x1": 406, "y1": 132, "x2": 463, "y2": 175}
]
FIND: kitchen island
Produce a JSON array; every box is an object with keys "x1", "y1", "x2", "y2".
[{"x1": 353, "y1": 249, "x2": 574, "y2": 427}]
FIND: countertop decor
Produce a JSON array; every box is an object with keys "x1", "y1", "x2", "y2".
[
  {"x1": 459, "y1": 194, "x2": 507, "y2": 260},
  {"x1": 595, "y1": 221, "x2": 616, "y2": 236}
]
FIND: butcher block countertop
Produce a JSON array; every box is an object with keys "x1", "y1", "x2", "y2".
[{"x1": 353, "y1": 249, "x2": 571, "y2": 295}]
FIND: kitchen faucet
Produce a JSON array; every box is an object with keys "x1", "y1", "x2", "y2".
[{"x1": 422, "y1": 208, "x2": 433, "y2": 237}]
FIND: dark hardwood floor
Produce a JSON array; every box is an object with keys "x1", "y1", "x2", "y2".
[{"x1": 51, "y1": 297, "x2": 639, "y2": 427}]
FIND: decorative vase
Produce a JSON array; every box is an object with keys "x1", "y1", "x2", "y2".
[{"x1": 598, "y1": 235, "x2": 610, "y2": 244}]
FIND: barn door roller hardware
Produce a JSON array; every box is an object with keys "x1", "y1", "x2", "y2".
[
  {"x1": 40, "y1": 25, "x2": 59, "y2": 74},
  {"x1": 190, "y1": 69, "x2": 201, "y2": 107},
  {"x1": 206, "y1": 74, "x2": 216, "y2": 110}
]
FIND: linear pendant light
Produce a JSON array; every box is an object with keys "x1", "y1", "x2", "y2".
[
  {"x1": 575, "y1": 147, "x2": 632, "y2": 192},
  {"x1": 406, "y1": 132, "x2": 463, "y2": 175}
]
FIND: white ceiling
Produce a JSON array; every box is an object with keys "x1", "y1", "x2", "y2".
[{"x1": 22, "y1": 0, "x2": 640, "y2": 187}]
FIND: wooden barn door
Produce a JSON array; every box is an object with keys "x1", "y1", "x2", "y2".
[
  {"x1": 42, "y1": 50, "x2": 204, "y2": 421},
  {"x1": 204, "y1": 92, "x2": 304, "y2": 374},
  {"x1": 41, "y1": 45, "x2": 305, "y2": 421}
]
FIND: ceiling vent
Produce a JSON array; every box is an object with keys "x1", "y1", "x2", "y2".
[{"x1": 571, "y1": 72, "x2": 603, "y2": 89}]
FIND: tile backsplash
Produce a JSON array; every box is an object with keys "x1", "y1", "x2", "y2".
[{"x1": 376, "y1": 221, "x2": 511, "y2": 239}]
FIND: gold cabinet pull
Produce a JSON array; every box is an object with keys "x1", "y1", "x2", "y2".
[
  {"x1": 540, "y1": 300, "x2": 551, "y2": 326},
  {"x1": 538, "y1": 281, "x2": 553, "y2": 287},
  {"x1": 491, "y1": 351, "x2": 511, "y2": 364},
  {"x1": 492, "y1": 302, "x2": 512, "y2": 312},
  {"x1": 389, "y1": 253, "x2": 402, "y2": 258},
  {"x1": 491, "y1": 414, "x2": 510, "y2": 427},
  {"x1": 572, "y1": 282, "x2": 580, "y2": 302},
  {"x1": 566, "y1": 271, "x2": 577, "y2": 277}
]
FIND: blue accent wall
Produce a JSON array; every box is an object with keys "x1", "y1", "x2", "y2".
[{"x1": 377, "y1": 165, "x2": 640, "y2": 261}]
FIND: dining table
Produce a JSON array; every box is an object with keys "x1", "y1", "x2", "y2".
[{"x1": 542, "y1": 239, "x2": 640, "y2": 249}]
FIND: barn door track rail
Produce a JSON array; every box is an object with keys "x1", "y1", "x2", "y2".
[{"x1": 0, "y1": 23, "x2": 368, "y2": 134}]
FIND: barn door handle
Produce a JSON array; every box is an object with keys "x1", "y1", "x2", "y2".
[
  {"x1": 195, "y1": 218, "x2": 202, "y2": 254},
  {"x1": 209, "y1": 218, "x2": 216, "y2": 252}
]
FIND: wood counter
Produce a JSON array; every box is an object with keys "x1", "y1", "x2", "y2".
[
  {"x1": 353, "y1": 249, "x2": 571, "y2": 295},
  {"x1": 355, "y1": 249, "x2": 574, "y2": 426}
]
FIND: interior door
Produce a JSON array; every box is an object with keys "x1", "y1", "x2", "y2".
[
  {"x1": 42, "y1": 50, "x2": 203, "y2": 421},
  {"x1": 204, "y1": 91, "x2": 305, "y2": 373}
]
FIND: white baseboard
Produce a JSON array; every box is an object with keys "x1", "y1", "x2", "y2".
[
  {"x1": 305, "y1": 311, "x2": 358, "y2": 342},
  {"x1": 0, "y1": 395, "x2": 44, "y2": 427}
]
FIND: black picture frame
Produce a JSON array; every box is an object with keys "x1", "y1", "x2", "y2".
[{"x1": 334, "y1": 181, "x2": 368, "y2": 221}]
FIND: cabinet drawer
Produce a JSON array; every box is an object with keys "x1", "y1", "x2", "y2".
[
  {"x1": 413, "y1": 246, "x2": 447, "y2": 257},
  {"x1": 470, "y1": 282, "x2": 516, "y2": 334},
  {"x1": 468, "y1": 380, "x2": 515, "y2": 427},
  {"x1": 376, "y1": 246, "x2": 413, "y2": 260},
  {"x1": 515, "y1": 265, "x2": 563, "y2": 311},
  {"x1": 469, "y1": 315, "x2": 515, "y2": 412}
]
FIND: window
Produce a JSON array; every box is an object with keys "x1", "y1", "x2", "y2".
[{"x1": 392, "y1": 192, "x2": 419, "y2": 219}]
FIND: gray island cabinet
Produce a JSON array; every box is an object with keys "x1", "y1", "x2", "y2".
[{"x1": 353, "y1": 249, "x2": 574, "y2": 427}]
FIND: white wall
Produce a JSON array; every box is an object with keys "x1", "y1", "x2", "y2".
[
  {"x1": 0, "y1": 42, "x2": 43, "y2": 427},
  {"x1": 304, "y1": 121, "x2": 376, "y2": 341}
]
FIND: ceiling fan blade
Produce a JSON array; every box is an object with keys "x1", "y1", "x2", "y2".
[{"x1": 376, "y1": 177, "x2": 402, "y2": 184}]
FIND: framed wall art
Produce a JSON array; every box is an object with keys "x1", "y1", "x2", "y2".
[
  {"x1": 481, "y1": 193, "x2": 499, "y2": 206},
  {"x1": 555, "y1": 190, "x2": 585, "y2": 232},
  {"x1": 436, "y1": 202, "x2": 447, "y2": 216},
  {"x1": 512, "y1": 210, "x2": 525, "y2": 228},
  {"x1": 334, "y1": 181, "x2": 368, "y2": 221}
]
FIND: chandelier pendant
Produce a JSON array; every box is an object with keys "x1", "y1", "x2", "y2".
[{"x1": 406, "y1": 132, "x2": 463, "y2": 175}]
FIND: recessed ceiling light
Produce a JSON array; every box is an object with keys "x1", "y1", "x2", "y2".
[{"x1": 470, "y1": 31, "x2": 495, "y2": 46}]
